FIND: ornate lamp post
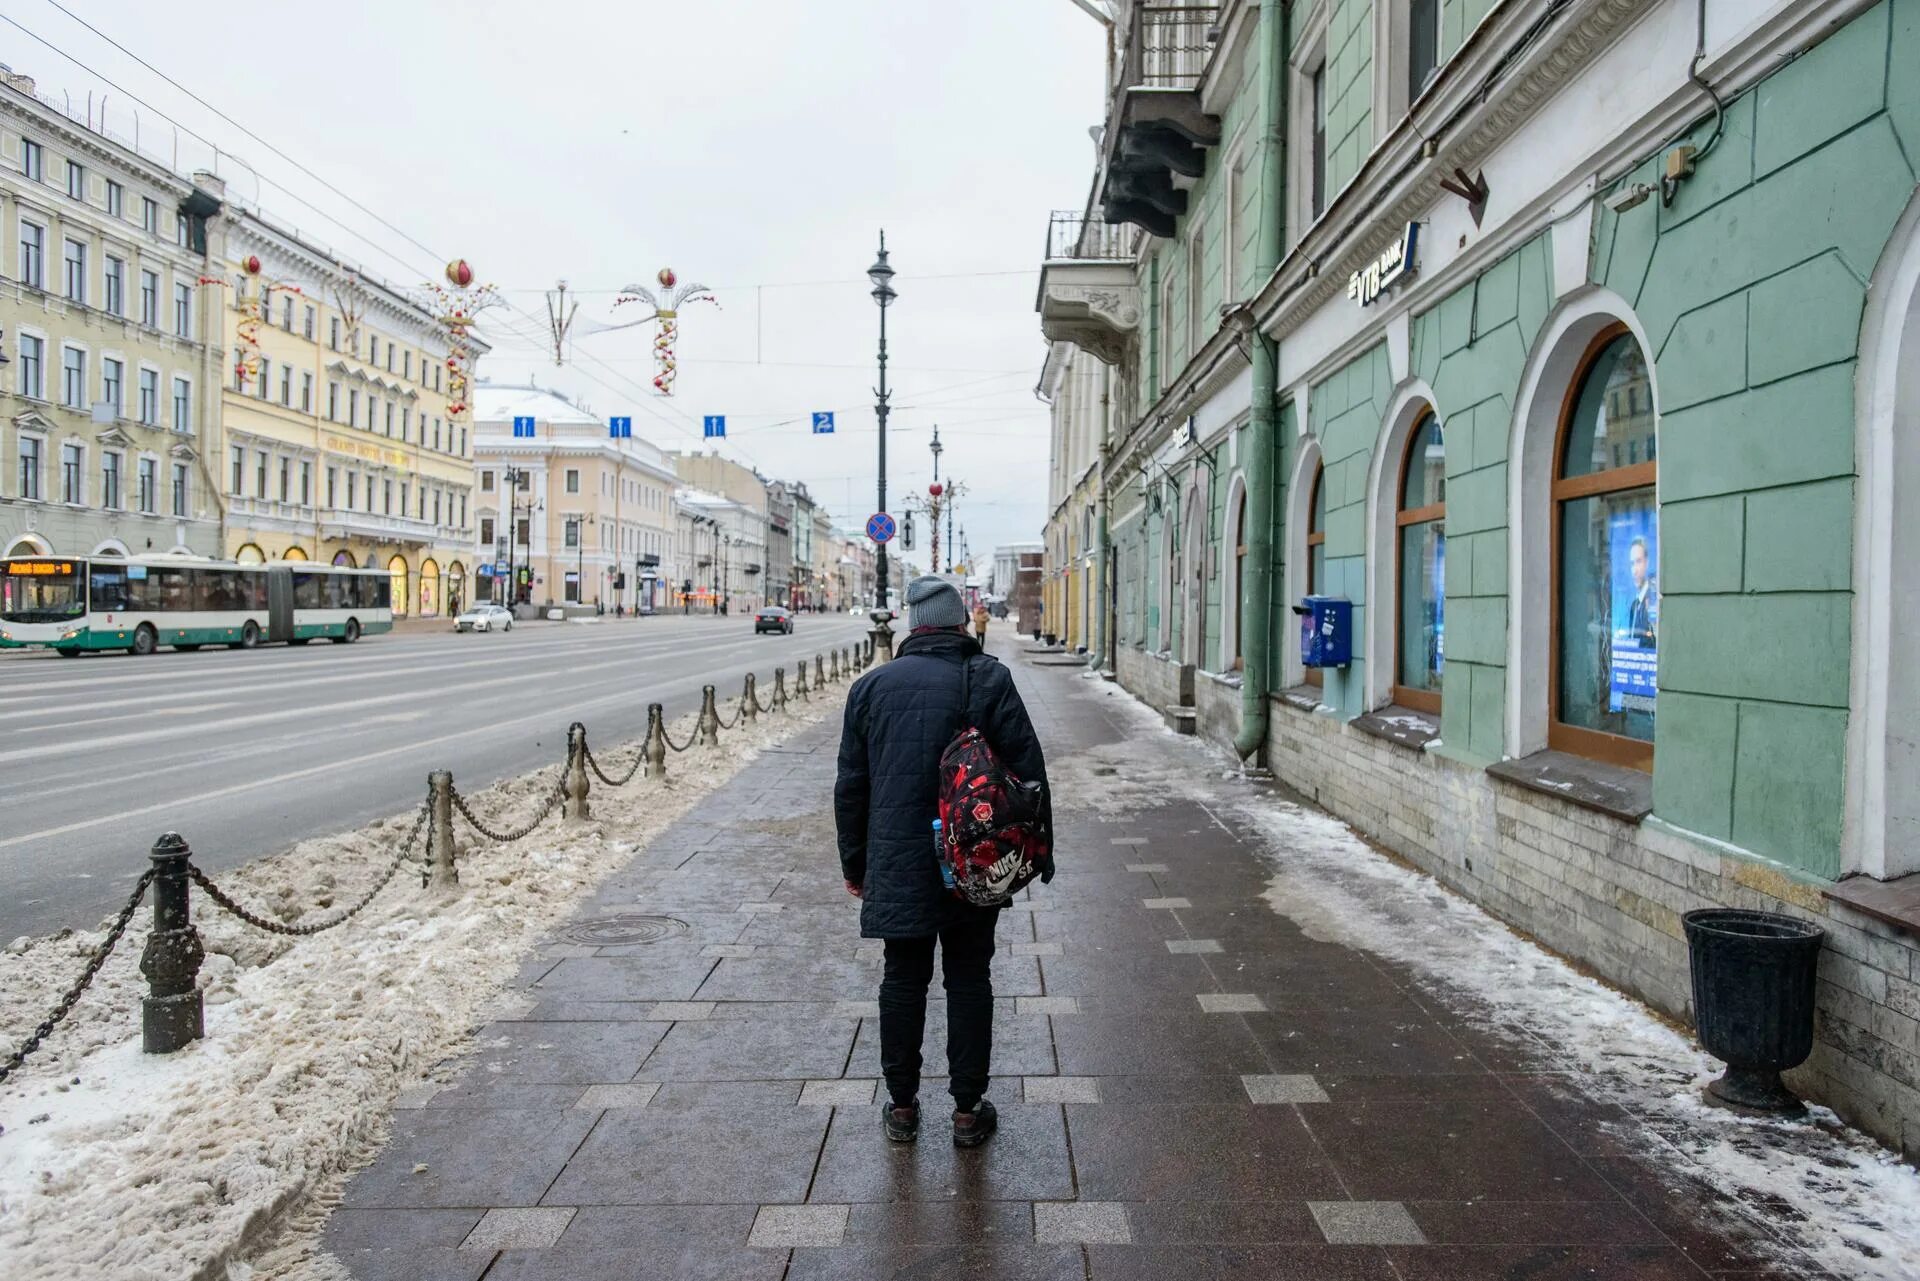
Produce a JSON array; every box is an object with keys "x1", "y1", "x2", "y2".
[{"x1": 868, "y1": 232, "x2": 898, "y2": 661}]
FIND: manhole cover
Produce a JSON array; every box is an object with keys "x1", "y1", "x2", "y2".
[{"x1": 561, "y1": 914, "x2": 690, "y2": 946}]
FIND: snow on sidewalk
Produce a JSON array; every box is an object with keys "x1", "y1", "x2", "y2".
[
  {"x1": 1049, "y1": 682, "x2": 1920, "y2": 1281},
  {"x1": 0, "y1": 689, "x2": 844, "y2": 1281}
]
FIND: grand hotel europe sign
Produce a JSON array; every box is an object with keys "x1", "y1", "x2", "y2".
[{"x1": 1348, "y1": 222, "x2": 1421, "y2": 307}]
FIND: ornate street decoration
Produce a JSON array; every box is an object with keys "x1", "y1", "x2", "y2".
[
  {"x1": 545, "y1": 279, "x2": 580, "y2": 366},
  {"x1": 214, "y1": 254, "x2": 304, "y2": 392},
  {"x1": 605, "y1": 268, "x2": 718, "y2": 396},
  {"x1": 421, "y1": 259, "x2": 501, "y2": 417}
]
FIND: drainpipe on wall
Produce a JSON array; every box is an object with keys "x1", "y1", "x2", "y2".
[
  {"x1": 1096, "y1": 363, "x2": 1114, "y2": 673},
  {"x1": 1233, "y1": 0, "x2": 1289, "y2": 762}
]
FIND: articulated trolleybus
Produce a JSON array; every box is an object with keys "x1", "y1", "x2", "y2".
[{"x1": 0, "y1": 554, "x2": 393, "y2": 656}]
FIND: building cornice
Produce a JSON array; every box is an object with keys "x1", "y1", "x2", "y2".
[{"x1": 0, "y1": 87, "x2": 196, "y2": 194}]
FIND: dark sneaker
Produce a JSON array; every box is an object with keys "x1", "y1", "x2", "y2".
[
  {"x1": 883, "y1": 1097, "x2": 920, "y2": 1143},
  {"x1": 951, "y1": 1098, "x2": 998, "y2": 1148}
]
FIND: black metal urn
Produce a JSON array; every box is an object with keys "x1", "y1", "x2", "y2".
[{"x1": 1682, "y1": 908, "x2": 1824, "y2": 1115}]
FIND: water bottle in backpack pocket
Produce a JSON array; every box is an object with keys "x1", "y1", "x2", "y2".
[{"x1": 932, "y1": 818, "x2": 956, "y2": 891}]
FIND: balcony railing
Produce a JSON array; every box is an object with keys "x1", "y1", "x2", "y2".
[
  {"x1": 1045, "y1": 211, "x2": 1139, "y2": 262},
  {"x1": 1129, "y1": 5, "x2": 1220, "y2": 90}
]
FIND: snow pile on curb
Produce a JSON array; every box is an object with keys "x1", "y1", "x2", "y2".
[
  {"x1": 1045, "y1": 677, "x2": 1920, "y2": 1279},
  {"x1": 0, "y1": 690, "x2": 843, "y2": 1281}
]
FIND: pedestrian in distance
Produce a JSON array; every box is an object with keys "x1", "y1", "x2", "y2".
[
  {"x1": 971, "y1": 600, "x2": 990, "y2": 646},
  {"x1": 835, "y1": 575, "x2": 1051, "y2": 1148}
]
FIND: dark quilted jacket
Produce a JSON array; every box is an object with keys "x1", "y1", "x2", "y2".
[{"x1": 835, "y1": 629, "x2": 1052, "y2": 938}]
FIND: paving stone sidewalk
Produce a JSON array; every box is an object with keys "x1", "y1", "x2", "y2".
[{"x1": 325, "y1": 640, "x2": 1835, "y2": 1281}]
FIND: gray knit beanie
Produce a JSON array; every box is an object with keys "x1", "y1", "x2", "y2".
[{"x1": 905, "y1": 575, "x2": 967, "y2": 630}]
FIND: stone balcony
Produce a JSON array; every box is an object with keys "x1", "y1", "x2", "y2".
[
  {"x1": 1099, "y1": 4, "x2": 1223, "y2": 237},
  {"x1": 1037, "y1": 212, "x2": 1143, "y2": 367}
]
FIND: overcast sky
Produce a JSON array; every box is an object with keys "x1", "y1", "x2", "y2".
[{"x1": 9, "y1": 0, "x2": 1108, "y2": 565}]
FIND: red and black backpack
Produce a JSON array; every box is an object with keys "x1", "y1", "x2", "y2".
[{"x1": 937, "y1": 656, "x2": 1050, "y2": 907}]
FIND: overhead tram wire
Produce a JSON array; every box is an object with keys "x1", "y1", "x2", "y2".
[{"x1": 5, "y1": 8, "x2": 752, "y2": 462}]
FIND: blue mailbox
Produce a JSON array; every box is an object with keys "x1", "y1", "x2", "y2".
[{"x1": 1295, "y1": 595, "x2": 1353, "y2": 668}]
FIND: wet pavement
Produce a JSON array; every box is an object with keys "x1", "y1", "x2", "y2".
[{"x1": 325, "y1": 638, "x2": 1837, "y2": 1280}]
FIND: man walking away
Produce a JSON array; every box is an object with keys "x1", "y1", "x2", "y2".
[
  {"x1": 972, "y1": 600, "x2": 991, "y2": 646},
  {"x1": 835, "y1": 575, "x2": 1050, "y2": 1147}
]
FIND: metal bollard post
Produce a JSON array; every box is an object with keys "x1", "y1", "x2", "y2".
[
  {"x1": 843, "y1": 646, "x2": 853, "y2": 676},
  {"x1": 774, "y1": 667, "x2": 788, "y2": 713},
  {"x1": 743, "y1": 673, "x2": 759, "y2": 723},
  {"x1": 795, "y1": 661, "x2": 811, "y2": 702},
  {"x1": 814, "y1": 654, "x2": 826, "y2": 688},
  {"x1": 429, "y1": 771, "x2": 457, "y2": 886},
  {"x1": 140, "y1": 832, "x2": 205, "y2": 1054},
  {"x1": 829, "y1": 650, "x2": 840, "y2": 682},
  {"x1": 564, "y1": 722, "x2": 591, "y2": 821},
  {"x1": 645, "y1": 703, "x2": 668, "y2": 778},
  {"x1": 698, "y1": 685, "x2": 721, "y2": 747}
]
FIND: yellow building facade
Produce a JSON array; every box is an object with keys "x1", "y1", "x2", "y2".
[
  {"x1": 1039, "y1": 342, "x2": 1105, "y2": 651},
  {"x1": 217, "y1": 211, "x2": 484, "y2": 616}
]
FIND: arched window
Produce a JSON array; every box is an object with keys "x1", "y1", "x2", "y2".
[
  {"x1": 420, "y1": 557, "x2": 441, "y2": 616},
  {"x1": 1395, "y1": 409, "x2": 1445, "y2": 711},
  {"x1": 1553, "y1": 326, "x2": 1657, "y2": 767},
  {"x1": 332, "y1": 550, "x2": 357, "y2": 568},
  {"x1": 282, "y1": 546, "x2": 309, "y2": 562},
  {"x1": 387, "y1": 554, "x2": 410, "y2": 618},
  {"x1": 234, "y1": 543, "x2": 266, "y2": 565},
  {"x1": 1305, "y1": 462, "x2": 1326, "y2": 687}
]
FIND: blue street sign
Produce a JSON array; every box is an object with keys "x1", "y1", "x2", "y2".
[
  {"x1": 703, "y1": 415, "x2": 726, "y2": 438},
  {"x1": 812, "y1": 411, "x2": 835, "y2": 434},
  {"x1": 512, "y1": 416, "x2": 536, "y2": 438},
  {"x1": 866, "y1": 511, "x2": 897, "y2": 544},
  {"x1": 493, "y1": 562, "x2": 508, "y2": 575},
  {"x1": 609, "y1": 415, "x2": 632, "y2": 438}
]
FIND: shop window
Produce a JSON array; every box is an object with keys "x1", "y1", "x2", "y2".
[
  {"x1": 1552, "y1": 327, "x2": 1657, "y2": 768},
  {"x1": 1395, "y1": 409, "x2": 1445, "y2": 711},
  {"x1": 1304, "y1": 463, "x2": 1326, "y2": 687}
]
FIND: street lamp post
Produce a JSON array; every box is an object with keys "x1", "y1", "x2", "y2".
[
  {"x1": 503, "y1": 465, "x2": 530, "y2": 609},
  {"x1": 868, "y1": 232, "x2": 898, "y2": 661}
]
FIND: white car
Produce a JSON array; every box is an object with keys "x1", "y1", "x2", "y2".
[{"x1": 455, "y1": 603, "x2": 514, "y2": 633}]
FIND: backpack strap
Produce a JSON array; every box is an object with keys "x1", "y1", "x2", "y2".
[{"x1": 958, "y1": 651, "x2": 973, "y2": 730}]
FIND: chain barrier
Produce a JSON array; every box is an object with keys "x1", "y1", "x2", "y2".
[
  {"x1": 662, "y1": 720, "x2": 699, "y2": 753},
  {"x1": 715, "y1": 699, "x2": 743, "y2": 731},
  {"x1": 189, "y1": 798, "x2": 432, "y2": 936},
  {"x1": 0, "y1": 868, "x2": 157, "y2": 1086},
  {"x1": 582, "y1": 739, "x2": 645, "y2": 787},
  {"x1": 449, "y1": 773, "x2": 566, "y2": 843}
]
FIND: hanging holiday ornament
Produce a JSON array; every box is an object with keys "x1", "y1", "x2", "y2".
[
  {"x1": 929, "y1": 482, "x2": 944, "y2": 497},
  {"x1": 242, "y1": 254, "x2": 261, "y2": 276},
  {"x1": 421, "y1": 260, "x2": 500, "y2": 418},
  {"x1": 604, "y1": 267, "x2": 716, "y2": 396}
]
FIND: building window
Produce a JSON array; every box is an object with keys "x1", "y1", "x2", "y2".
[
  {"x1": 480, "y1": 470, "x2": 494, "y2": 492},
  {"x1": 433, "y1": 490, "x2": 443, "y2": 525},
  {"x1": 327, "y1": 382, "x2": 340, "y2": 421},
  {"x1": 1552, "y1": 327, "x2": 1658, "y2": 767},
  {"x1": 368, "y1": 335, "x2": 379, "y2": 366},
  {"x1": 329, "y1": 317, "x2": 340, "y2": 351},
  {"x1": 175, "y1": 212, "x2": 188, "y2": 247},
  {"x1": 21, "y1": 139, "x2": 42, "y2": 182},
  {"x1": 62, "y1": 238, "x2": 85, "y2": 304},
  {"x1": 480, "y1": 516, "x2": 494, "y2": 546},
  {"x1": 61, "y1": 346, "x2": 85, "y2": 409},
  {"x1": 346, "y1": 471, "x2": 357, "y2": 510},
  {"x1": 383, "y1": 477, "x2": 392, "y2": 515},
  {"x1": 140, "y1": 270, "x2": 159, "y2": 327},
  {"x1": 101, "y1": 450, "x2": 121, "y2": 509},
  {"x1": 1187, "y1": 227, "x2": 1206, "y2": 353},
  {"x1": 60, "y1": 442, "x2": 83, "y2": 504},
  {"x1": 229, "y1": 446, "x2": 244, "y2": 495},
  {"x1": 400, "y1": 406, "x2": 411, "y2": 441},
  {"x1": 303, "y1": 305, "x2": 316, "y2": 340},
  {"x1": 172, "y1": 461, "x2": 188, "y2": 516},
  {"x1": 256, "y1": 358, "x2": 271, "y2": 400},
  {"x1": 103, "y1": 358, "x2": 123, "y2": 416},
  {"x1": 1305, "y1": 463, "x2": 1326, "y2": 687},
  {"x1": 19, "y1": 220, "x2": 45, "y2": 289},
  {"x1": 281, "y1": 296, "x2": 294, "y2": 331},
  {"x1": 280, "y1": 366, "x2": 292, "y2": 406},
  {"x1": 139, "y1": 369, "x2": 159, "y2": 425},
  {"x1": 403, "y1": 350, "x2": 411, "y2": 380},
  {"x1": 138, "y1": 457, "x2": 157, "y2": 513},
  {"x1": 301, "y1": 372, "x2": 314, "y2": 412},
  {"x1": 299, "y1": 460, "x2": 312, "y2": 505},
  {"x1": 565, "y1": 468, "x2": 580, "y2": 494},
  {"x1": 141, "y1": 196, "x2": 159, "y2": 234},
  {"x1": 1409, "y1": 0, "x2": 1441, "y2": 99},
  {"x1": 385, "y1": 401, "x2": 394, "y2": 436},
  {"x1": 65, "y1": 159, "x2": 83, "y2": 200},
  {"x1": 401, "y1": 481, "x2": 410, "y2": 515},
  {"x1": 279, "y1": 457, "x2": 291, "y2": 503},
  {"x1": 19, "y1": 333, "x2": 44, "y2": 399},
  {"x1": 255, "y1": 449, "x2": 269, "y2": 499},
  {"x1": 1395, "y1": 409, "x2": 1446, "y2": 712},
  {"x1": 432, "y1": 417, "x2": 441, "y2": 451},
  {"x1": 106, "y1": 179, "x2": 123, "y2": 217},
  {"x1": 173, "y1": 377, "x2": 191, "y2": 432},
  {"x1": 173, "y1": 282, "x2": 192, "y2": 337},
  {"x1": 458, "y1": 427, "x2": 466, "y2": 457},
  {"x1": 326, "y1": 466, "x2": 338, "y2": 508},
  {"x1": 565, "y1": 519, "x2": 580, "y2": 549},
  {"x1": 18, "y1": 435, "x2": 42, "y2": 500},
  {"x1": 1310, "y1": 62, "x2": 1329, "y2": 218},
  {"x1": 347, "y1": 388, "x2": 358, "y2": 427},
  {"x1": 104, "y1": 255, "x2": 125, "y2": 315}
]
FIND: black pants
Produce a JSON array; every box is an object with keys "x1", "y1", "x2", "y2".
[{"x1": 879, "y1": 912, "x2": 996, "y2": 1111}]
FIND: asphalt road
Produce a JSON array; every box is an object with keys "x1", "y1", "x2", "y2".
[{"x1": 0, "y1": 611, "x2": 872, "y2": 940}]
